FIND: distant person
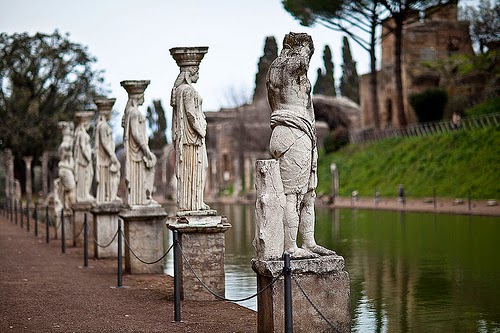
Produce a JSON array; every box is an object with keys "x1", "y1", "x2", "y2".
[{"x1": 451, "y1": 111, "x2": 462, "y2": 129}]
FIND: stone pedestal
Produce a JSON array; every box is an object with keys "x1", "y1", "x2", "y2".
[
  {"x1": 55, "y1": 209, "x2": 73, "y2": 245},
  {"x1": 72, "y1": 202, "x2": 93, "y2": 248},
  {"x1": 167, "y1": 215, "x2": 231, "y2": 301},
  {"x1": 119, "y1": 206, "x2": 168, "y2": 274},
  {"x1": 91, "y1": 202, "x2": 123, "y2": 259},
  {"x1": 252, "y1": 255, "x2": 351, "y2": 333}
]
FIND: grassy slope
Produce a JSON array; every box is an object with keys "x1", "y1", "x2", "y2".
[{"x1": 317, "y1": 127, "x2": 500, "y2": 199}]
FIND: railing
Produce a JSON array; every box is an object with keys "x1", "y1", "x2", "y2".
[{"x1": 349, "y1": 113, "x2": 500, "y2": 143}]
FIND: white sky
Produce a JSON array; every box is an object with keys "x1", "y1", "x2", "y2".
[{"x1": 0, "y1": 0, "x2": 376, "y2": 114}]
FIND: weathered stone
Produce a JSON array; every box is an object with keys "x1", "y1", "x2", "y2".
[
  {"x1": 253, "y1": 159, "x2": 284, "y2": 261},
  {"x1": 170, "y1": 46, "x2": 210, "y2": 212},
  {"x1": 54, "y1": 121, "x2": 76, "y2": 214},
  {"x1": 167, "y1": 220, "x2": 231, "y2": 301},
  {"x1": 72, "y1": 202, "x2": 93, "y2": 249},
  {"x1": 74, "y1": 111, "x2": 95, "y2": 203},
  {"x1": 253, "y1": 255, "x2": 350, "y2": 333},
  {"x1": 119, "y1": 206, "x2": 168, "y2": 274},
  {"x1": 91, "y1": 202, "x2": 124, "y2": 258},
  {"x1": 23, "y1": 156, "x2": 33, "y2": 203},
  {"x1": 121, "y1": 80, "x2": 157, "y2": 207},
  {"x1": 94, "y1": 98, "x2": 121, "y2": 204}
]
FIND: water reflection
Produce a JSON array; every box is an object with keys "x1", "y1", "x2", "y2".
[{"x1": 165, "y1": 204, "x2": 500, "y2": 332}]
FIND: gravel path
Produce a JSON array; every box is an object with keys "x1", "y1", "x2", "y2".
[{"x1": 0, "y1": 214, "x2": 256, "y2": 333}]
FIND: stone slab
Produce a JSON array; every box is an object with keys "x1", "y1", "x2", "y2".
[
  {"x1": 92, "y1": 203, "x2": 124, "y2": 259},
  {"x1": 167, "y1": 220, "x2": 231, "y2": 301},
  {"x1": 254, "y1": 255, "x2": 350, "y2": 333},
  {"x1": 119, "y1": 206, "x2": 168, "y2": 274}
]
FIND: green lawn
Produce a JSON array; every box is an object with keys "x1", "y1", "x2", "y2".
[{"x1": 317, "y1": 127, "x2": 500, "y2": 199}]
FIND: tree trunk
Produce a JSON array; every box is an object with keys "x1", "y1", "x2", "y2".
[
  {"x1": 394, "y1": 18, "x2": 407, "y2": 128},
  {"x1": 370, "y1": 16, "x2": 381, "y2": 130}
]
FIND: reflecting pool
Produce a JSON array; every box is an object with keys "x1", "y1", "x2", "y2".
[{"x1": 165, "y1": 204, "x2": 500, "y2": 332}]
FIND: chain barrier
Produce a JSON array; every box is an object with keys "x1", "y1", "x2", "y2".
[
  {"x1": 178, "y1": 243, "x2": 283, "y2": 302},
  {"x1": 121, "y1": 230, "x2": 174, "y2": 265},
  {"x1": 292, "y1": 275, "x2": 341, "y2": 333},
  {"x1": 88, "y1": 226, "x2": 119, "y2": 249},
  {"x1": 73, "y1": 222, "x2": 86, "y2": 239}
]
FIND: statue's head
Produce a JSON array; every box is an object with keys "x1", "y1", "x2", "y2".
[{"x1": 282, "y1": 32, "x2": 314, "y2": 60}]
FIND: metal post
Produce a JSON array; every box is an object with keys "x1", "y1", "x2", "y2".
[
  {"x1": 84, "y1": 213, "x2": 88, "y2": 267},
  {"x1": 34, "y1": 203, "x2": 38, "y2": 237},
  {"x1": 433, "y1": 187, "x2": 437, "y2": 211},
  {"x1": 45, "y1": 206, "x2": 50, "y2": 244},
  {"x1": 15, "y1": 200, "x2": 18, "y2": 225},
  {"x1": 20, "y1": 200, "x2": 23, "y2": 229},
  {"x1": 284, "y1": 252, "x2": 293, "y2": 333},
  {"x1": 173, "y1": 230, "x2": 181, "y2": 322},
  {"x1": 468, "y1": 190, "x2": 472, "y2": 212},
  {"x1": 26, "y1": 201, "x2": 30, "y2": 232},
  {"x1": 61, "y1": 209, "x2": 66, "y2": 254},
  {"x1": 117, "y1": 219, "x2": 123, "y2": 288}
]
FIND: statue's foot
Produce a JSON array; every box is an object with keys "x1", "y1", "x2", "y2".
[
  {"x1": 201, "y1": 203, "x2": 210, "y2": 210},
  {"x1": 286, "y1": 248, "x2": 320, "y2": 259},
  {"x1": 303, "y1": 244, "x2": 336, "y2": 256}
]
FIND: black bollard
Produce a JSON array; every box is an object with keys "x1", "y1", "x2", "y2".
[
  {"x1": 20, "y1": 201, "x2": 23, "y2": 229},
  {"x1": 27, "y1": 201, "x2": 30, "y2": 232},
  {"x1": 45, "y1": 206, "x2": 50, "y2": 244},
  {"x1": 284, "y1": 252, "x2": 293, "y2": 333},
  {"x1": 84, "y1": 213, "x2": 88, "y2": 268},
  {"x1": 173, "y1": 230, "x2": 181, "y2": 322},
  {"x1": 117, "y1": 220, "x2": 123, "y2": 288},
  {"x1": 34, "y1": 203, "x2": 38, "y2": 237},
  {"x1": 61, "y1": 209, "x2": 66, "y2": 254}
]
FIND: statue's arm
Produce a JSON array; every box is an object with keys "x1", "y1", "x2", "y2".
[{"x1": 183, "y1": 89, "x2": 206, "y2": 137}]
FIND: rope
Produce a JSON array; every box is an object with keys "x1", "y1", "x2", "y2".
[
  {"x1": 178, "y1": 243, "x2": 282, "y2": 302},
  {"x1": 292, "y1": 275, "x2": 341, "y2": 333},
  {"x1": 89, "y1": 226, "x2": 119, "y2": 248},
  {"x1": 121, "y1": 230, "x2": 174, "y2": 265}
]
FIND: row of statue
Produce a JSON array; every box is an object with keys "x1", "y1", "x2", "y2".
[
  {"x1": 53, "y1": 35, "x2": 331, "y2": 259},
  {"x1": 55, "y1": 47, "x2": 211, "y2": 213}
]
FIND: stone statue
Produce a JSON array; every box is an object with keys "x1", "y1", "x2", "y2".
[
  {"x1": 94, "y1": 98, "x2": 121, "y2": 203},
  {"x1": 267, "y1": 32, "x2": 335, "y2": 259},
  {"x1": 74, "y1": 111, "x2": 95, "y2": 203},
  {"x1": 55, "y1": 121, "x2": 76, "y2": 212},
  {"x1": 120, "y1": 80, "x2": 157, "y2": 206},
  {"x1": 170, "y1": 47, "x2": 210, "y2": 212}
]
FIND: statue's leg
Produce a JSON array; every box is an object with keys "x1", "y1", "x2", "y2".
[
  {"x1": 284, "y1": 193, "x2": 318, "y2": 259},
  {"x1": 300, "y1": 190, "x2": 336, "y2": 256}
]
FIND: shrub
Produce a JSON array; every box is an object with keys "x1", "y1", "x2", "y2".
[
  {"x1": 324, "y1": 127, "x2": 349, "y2": 153},
  {"x1": 464, "y1": 96, "x2": 500, "y2": 117},
  {"x1": 409, "y1": 88, "x2": 448, "y2": 122}
]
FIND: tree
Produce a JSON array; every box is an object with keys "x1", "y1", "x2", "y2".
[
  {"x1": 0, "y1": 30, "x2": 107, "y2": 161},
  {"x1": 460, "y1": 0, "x2": 500, "y2": 53},
  {"x1": 146, "y1": 99, "x2": 168, "y2": 149},
  {"x1": 0, "y1": 31, "x2": 107, "y2": 193},
  {"x1": 340, "y1": 36, "x2": 360, "y2": 103},
  {"x1": 253, "y1": 36, "x2": 278, "y2": 102},
  {"x1": 313, "y1": 45, "x2": 337, "y2": 96},
  {"x1": 283, "y1": 0, "x2": 383, "y2": 129}
]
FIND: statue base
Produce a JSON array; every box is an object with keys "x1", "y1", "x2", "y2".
[
  {"x1": 55, "y1": 208, "x2": 73, "y2": 245},
  {"x1": 167, "y1": 215, "x2": 231, "y2": 300},
  {"x1": 91, "y1": 202, "x2": 124, "y2": 259},
  {"x1": 72, "y1": 201, "x2": 94, "y2": 248},
  {"x1": 119, "y1": 206, "x2": 168, "y2": 274},
  {"x1": 252, "y1": 255, "x2": 351, "y2": 333}
]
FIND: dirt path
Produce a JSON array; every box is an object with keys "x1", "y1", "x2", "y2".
[{"x1": 0, "y1": 214, "x2": 256, "y2": 333}]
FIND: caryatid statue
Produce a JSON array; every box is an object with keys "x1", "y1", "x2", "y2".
[
  {"x1": 120, "y1": 80, "x2": 157, "y2": 207},
  {"x1": 267, "y1": 32, "x2": 335, "y2": 259},
  {"x1": 74, "y1": 111, "x2": 95, "y2": 203},
  {"x1": 170, "y1": 46, "x2": 210, "y2": 212},
  {"x1": 94, "y1": 98, "x2": 121, "y2": 203},
  {"x1": 55, "y1": 121, "x2": 76, "y2": 212}
]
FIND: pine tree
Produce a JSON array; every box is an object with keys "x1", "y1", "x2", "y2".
[
  {"x1": 340, "y1": 36, "x2": 360, "y2": 104},
  {"x1": 253, "y1": 36, "x2": 278, "y2": 102},
  {"x1": 313, "y1": 45, "x2": 336, "y2": 96},
  {"x1": 146, "y1": 99, "x2": 167, "y2": 149}
]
